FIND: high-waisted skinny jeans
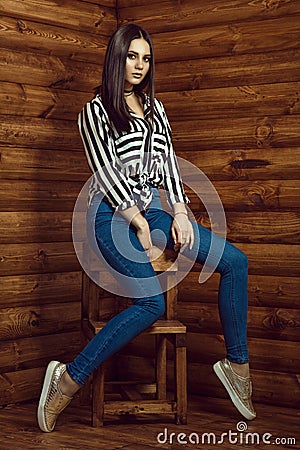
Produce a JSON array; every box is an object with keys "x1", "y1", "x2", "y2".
[{"x1": 67, "y1": 187, "x2": 249, "y2": 385}]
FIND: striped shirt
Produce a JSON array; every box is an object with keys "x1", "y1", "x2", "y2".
[{"x1": 78, "y1": 94, "x2": 189, "y2": 211}]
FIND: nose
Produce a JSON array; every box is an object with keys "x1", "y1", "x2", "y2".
[{"x1": 135, "y1": 57, "x2": 144, "y2": 70}]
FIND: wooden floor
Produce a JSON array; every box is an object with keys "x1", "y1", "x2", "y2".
[{"x1": 0, "y1": 396, "x2": 298, "y2": 449}]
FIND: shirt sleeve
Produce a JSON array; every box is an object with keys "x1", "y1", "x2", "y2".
[
  {"x1": 78, "y1": 99, "x2": 137, "y2": 211},
  {"x1": 159, "y1": 101, "x2": 190, "y2": 206}
]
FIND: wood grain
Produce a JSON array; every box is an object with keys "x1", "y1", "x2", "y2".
[
  {"x1": 0, "y1": 366, "x2": 45, "y2": 405},
  {"x1": 172, "y1": 115, "x2": 300, "y2": 150},
  {"x1": 0, "y1": 115, "x2": 82, "y2": 150},
  {"x1": 0, "y1": 15, "x2": 108, "y2": 64},
  {"x1": 119, "y1": 0, "x2": 166, "y2": 6},
  {"x1": 0, "y1": 242, "x2": 80, "y2": 276},
  {"x1": 151, "y1": 16, "x2": 300, "y2": 62},
  {"x1": 155, "y1": 49, "x2": 300, "y2": 92},
  {"x1": 0, "y1": 211, "x2": 73, "y2": 243},
  {"x1": 177, "y1": 303, "x2": 300, "y2": 341},
  {"x1": 158, "y1": 82, "x2": 300, "y2": 120},
  {"x1": 0, "y1": 331, "x2": 81, "y2": 373},
  {"x1": 0, "y1": 180, "x2": 84, "y2": 212},
  {"x1": 83, "y1": 0, "x2": 115, "y2": 6},
  {"x1": 176, "y1": 147, "x2": 300, "y2": 181},
  {"x1": 0, "y1": 399, "x2": 298, "y2": 450},
  {"x1": 194, "y1": 211, "x2": 300, "y2": 244},
  {"x1": 119, "y1": 0, "x2": 300, "y2": 33},
  {"x1": 185, "y1": 180, "x2": 300, "y2": 211},
  {"x1": 0, "y1": 82, "x2": 92, "y2": 121},
  {"x1": 230, "y1": 243, "x2": 300, "y2": 277},
  {"x1": 0, "y1": 0, "x2": 115, "y2": 35},
  {"x1": 0, "y1": 147, "x2": 90, "y2": 181},
  {"x1": 0, "y1": 302, "x2": 81, "y2": 340},
  {"x1": 0, "y1": 272, "x2": 82, "y2": 308},
  {"x1": 0, "y1": 47, "x2": 101, "y2": 92}
]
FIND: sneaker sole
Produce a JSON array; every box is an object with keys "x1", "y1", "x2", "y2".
[
  {"x1": 213, "y1": 361, "x2": 256, "y2": 420},
  {"x1": 37, "y1": 360, "x2": 60, "y2": 432}
]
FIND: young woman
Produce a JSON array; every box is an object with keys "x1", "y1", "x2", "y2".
[{"x1": 37, "y1": 23, "x2": 256, "y2": 433}]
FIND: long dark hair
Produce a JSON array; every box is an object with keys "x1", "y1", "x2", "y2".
[{"x1": 96, "y1": 23, "x2": 155, "y2": 133}]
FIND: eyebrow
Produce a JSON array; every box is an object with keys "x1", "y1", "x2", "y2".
[{"x1": 128, "y1": 50, "x2": 152, "y2": 57}]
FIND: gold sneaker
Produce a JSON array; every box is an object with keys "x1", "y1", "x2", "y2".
[
  {"x1": 213, "y1": 358, "x2": 256, "y2": 420},
  {"x1": 37, "y1": 361, "x2": 73, "y2": 432}
]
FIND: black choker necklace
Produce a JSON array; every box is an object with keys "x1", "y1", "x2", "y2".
[{"x1": 124, "y1": 89, "x2": 134, "y2": 96}]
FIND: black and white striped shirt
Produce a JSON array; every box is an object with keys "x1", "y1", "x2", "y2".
[{"x1": 78, "y1": 94, "x2": 189, "y2": 211}]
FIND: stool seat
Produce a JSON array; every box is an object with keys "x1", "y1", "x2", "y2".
[
  {"x1": 81, "y1": 245, "x2": 187, "y2": 426},
  {"x1": 84, "y1": 319, "x2": 186, "y2": 337}
]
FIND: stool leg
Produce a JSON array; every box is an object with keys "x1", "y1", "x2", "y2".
[
  {"x1": 156, "y1": 335, "x2": 167, "y2": 399},
  {"x1": 174, "y1": 334, "x2": 187, "y2": 425},
  {"x1": 92, "y1": 364, "x2": 105, "y2": 427}
]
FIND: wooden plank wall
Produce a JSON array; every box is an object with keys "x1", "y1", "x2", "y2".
[
  {"x1": 1, "y1": 0, "x2": 299, "y2": 411},
  {"x1": 0, "y1": 0, "x2": 116, "y2": 405},
  {"x1": 118, "y1": 1, "x2": 300, "y2": 408}
]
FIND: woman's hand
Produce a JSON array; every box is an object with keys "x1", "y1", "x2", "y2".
[
  {"x1": 136, "y1": 221, "x2": 153, "y2": 257},
  {"x1": 120, "y1": 206, "x2": 152, "y2": 257},
  {"x1": 171, "y1": 213, "x2": 194, "y2": 252}
]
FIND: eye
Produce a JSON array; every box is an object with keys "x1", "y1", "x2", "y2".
[
  {"x1": 127, "y1": 53, "x2": 136, "y2": 60},
  {"x1": 144, "y1": 56, "x2": 151, "y2": 63}
]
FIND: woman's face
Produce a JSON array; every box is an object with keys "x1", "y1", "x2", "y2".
[{"x1": 124, "y1": 38, "x2": 151, "y2": 90}]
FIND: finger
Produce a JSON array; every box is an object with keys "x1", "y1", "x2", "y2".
[
  {"x1": 146, "y1": 238, "x2": 153, "y2": 251},
  {"x1": 177, "y1": 229, "x2": 182, "y2": 245},
  {"x1": 174, "y1": 245, "x2": 181, "y2": 252},
  {"x1": 190, "y1": 229, "x2": 195, "y2": 250},
  {"x1": 145, "y1": 239, "x2": 153, "y2": 256},
  {"x1": 180, "y1": 230, "x2": 191, "y2": 252},
  {"x1": 171, "y1": 224, "x2": 177, "y2": 244},
  {"x1": 180, "y1": 240, "x2": 188, "y2": 252},
  {"x1": 172, "y1": 226, "x2": 182, "y2": 252},
  {"x1": 143, "y1": 236, "x2": 151, "y2": 250}
]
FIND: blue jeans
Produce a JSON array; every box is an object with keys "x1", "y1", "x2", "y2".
[{"x1": 67, "y1": 188, "x2": 249, "y2": 385}]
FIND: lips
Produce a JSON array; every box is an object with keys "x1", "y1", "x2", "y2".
[{"x1": 132, "y1": 73, "x2": 143, "y2": 78}]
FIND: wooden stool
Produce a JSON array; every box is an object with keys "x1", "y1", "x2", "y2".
[{"x1": 81, "y1": 246, "x2": 187, "y2": 426}]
